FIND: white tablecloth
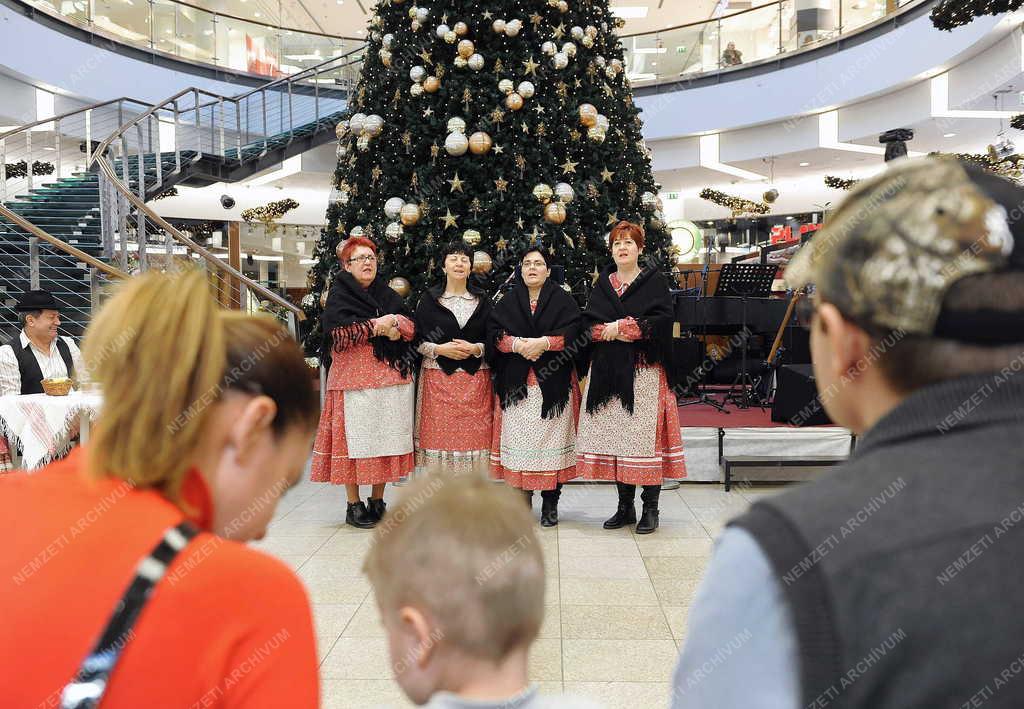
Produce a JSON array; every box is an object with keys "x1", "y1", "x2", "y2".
[{"x1": 0, "y1": 391, "x2": 103, "y2": 470}]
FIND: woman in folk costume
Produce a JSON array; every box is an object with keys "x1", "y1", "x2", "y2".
[
  {"x1": 311, "y1": 236, "x2": 417, "y2": 529},
  {"x1": 488, "y1": 247, "x2": 582, "y2": 527},
  {"x1": 577, "y1": 221, "x2": 685, "y2": 535},
  {"x1": 414, "y1": 240, "x2": 493, "y2": 475}
]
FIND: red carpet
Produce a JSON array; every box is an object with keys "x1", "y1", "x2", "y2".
[{"x1": 677, "y1": 394, "x2": 789, "y2": 428}]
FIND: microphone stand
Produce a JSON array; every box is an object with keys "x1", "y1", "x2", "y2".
[{"x1": 679, "y1": 233, "x2": 729, "y2": 413}]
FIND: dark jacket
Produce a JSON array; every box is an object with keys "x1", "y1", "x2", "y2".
[{"x1": 732, "y1": 372, "x2": 1024, "y2": 709}]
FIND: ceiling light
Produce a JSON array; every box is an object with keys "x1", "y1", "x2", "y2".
[
  {"x1": 799, "y1": 161, "x2": 810, "y2": 166},
  {"x1": 633, "y1": 47, "x2": 667, "y2": 54},
  {"x1": 610, "y1": 6, "x2": 648, "y2": 19},
  {"x1": 943, "y1": 132, "x2": 957, "y2": 138}
]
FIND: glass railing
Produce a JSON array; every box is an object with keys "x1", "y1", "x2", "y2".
[
  {"x1": 20, "y1": 0, "x2": 920, "y2": 84},
  {"x1": 23, "y1": 0, "x2": 362, "y2": 78},
  {"x1": 620, "y1": 0, "x2": 922, "y2": 86}
]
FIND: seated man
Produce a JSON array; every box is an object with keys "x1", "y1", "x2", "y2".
[
  {"x1": 671, "y1": 157, "x2": 1024, "y2": 708},
  {"x1": 0, "y1": 289, "x2": 83, "y2": 396},
  {"x1": 363, "y1": 474, "x2": 597, "y2": 709}
]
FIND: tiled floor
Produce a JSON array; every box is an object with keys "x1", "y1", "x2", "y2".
[{"x1": 251, "y1": 478, "x2": 787, "y2": 709}]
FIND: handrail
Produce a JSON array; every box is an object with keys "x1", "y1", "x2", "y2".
[
  {"x1": 619, "y1": 1, "x2": 786, "y2": 38},
  {"x1": 0, "y1": 97, "x2": 153, "y2": 141},
  {"x1": 229, "y1": 47, "x2": 365, "y2": 102},
  {"x1": 0, "y1": 203, "x2": 128, "y2": 280},
  {"x1": 167, "y1": 0, "x2": 363, "y2": 41}
]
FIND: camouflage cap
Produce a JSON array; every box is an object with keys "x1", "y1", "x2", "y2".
[{"x1": 786, "y1": 157, "x2": 1020, "y2": 337}]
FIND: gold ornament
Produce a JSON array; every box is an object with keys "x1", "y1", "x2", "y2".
[
  {"x1": 582, "y1": 35, "x2": 594, "y2": 48},
  {"x1": 454, "y1": 56, "x2": 468, "y2": 69},
  {"x1": 492, "y1": 18, "x2": 506, "y2": 33},
  {"x1": 458, "y1": 39, "x2": 475, "y2": 59},
  {"x1": 505, "y1": 92, "x2": 524, "y2": 111},
  {"x1": 424, "y1": 76, "x2": 440, "y2": 92},
  {"x1": 388, "y1": 277, "x2": 411, "y2": 297},
  {"x1": 472, "y1": 250, "x2": 493, "y2": 274},
  {"x1": 544, "y1": 201, "x2": 567, "y2": 224},
  {"x1": 588, "y1": 127, "x2": 606, "y2": 143},
  {"x1": 444, "y1": 30, "x2": 457, "y2": 43},
  {"x1": 320, "y1": 288, "x2": 330, "y2": 308},
  {"x1": 454, "y1": 21, "x2": 468, "y2": 36},
  {"x1": 335, "y1": 121, "x2": 349, "y2": 139},
  {"x1": 557, "y1": 0, "x2": 568, "y2": 12},
  {"x1": 462, "y1": 228, "x2": 481, "y2": 246},
  {"x1": 400, "y1": 203, "x2": 422, "y2": 225},
  {"x1": 579, "y1": 103, "x2": 598, "y2": 127},
  {"x1": 469, "y1": 131, "x2": 493, "y2": 154},
  {"x1": 533, "y1": 183, "x2": 553, "y2": 203}
]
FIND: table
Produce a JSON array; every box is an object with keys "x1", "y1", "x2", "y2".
[{"x1": 0, "y1": 391, "x2": 102, "y2": 470}]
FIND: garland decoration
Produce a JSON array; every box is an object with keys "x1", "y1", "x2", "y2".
[
  {"x1": 824, "y1": 175, "x2": 859, "y2": 190},
  {"x1": 4, "y1": 161, "x2": 55, "y2": 180},
  {"x1": 241, "y1": 198, "x2": 300, "y2": 225},
  {"x1": 698, "y1": 188, "x2": 770, "y2": 215}
]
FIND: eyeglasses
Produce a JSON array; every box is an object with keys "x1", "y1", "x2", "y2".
[
  {"x1": 347, "y1": 254, "x2": 377, "y2": 264},
  {"x1": 522, "y1": 260, "x2": 547, "y2": 268}
]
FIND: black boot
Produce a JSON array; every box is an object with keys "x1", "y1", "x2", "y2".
[
  {"x1": 540, "y1": 484, "x2": 562, "y2": 527},
  {"x1": 636, "y1": 485, "x2": 661, "y2": 535},
  {"x1": 366, "y1": 497, "x2": 386, "y2": 523},
  {"x1": 346, "y1": 501, "x2": 377, "y2": 529},
  {"x1": 603, "y1": 482, "x2": 637, "y2": 529},
  {"x1": 523, "y1": 489, "x2": 534, "y2": 508}
]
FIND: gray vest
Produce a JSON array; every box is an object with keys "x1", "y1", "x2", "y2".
[{"x1": 732, "y1": 372, "x2": 1024, "y2": 709}]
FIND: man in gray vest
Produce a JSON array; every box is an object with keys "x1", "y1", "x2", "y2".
[
  {"x1": 0, "y1": 290, "x2": 83, "y2": 396},
  {"x1": 672, "y1": 157, "x2": 1024, "y2": 708}
]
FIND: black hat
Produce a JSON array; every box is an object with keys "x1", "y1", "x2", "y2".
[{"x1": 15, "y1": 290, "x2": 59, "y2": 312}]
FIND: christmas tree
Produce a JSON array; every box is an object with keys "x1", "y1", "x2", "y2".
[
  {"x1": 931, "y1": 0, "x2": 1023, "y2": 31},
  {"x1": 303, "y1": 0, "x2": 671, "y2": 355}
]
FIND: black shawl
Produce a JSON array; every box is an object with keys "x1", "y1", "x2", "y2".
[
  {"x1": 581, "y1": 262, "x2": 676, "y2": 415},
  {"x1": 322, "y1": 270, "x2": 416, "y2": 378},
  {"x1": 487, "y1": 278, "x2": 582, "y2": 419},
  {"x1": 414, "y1": 282, "x2": 492, "y2": 376}
]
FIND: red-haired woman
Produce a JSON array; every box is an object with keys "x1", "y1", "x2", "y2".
[
  {"x1": 577, "y1": 221, "x2": 685, "y2": 535},
  {"x1": 311, "y1": 237, "x2": 417, "y2": 529}
]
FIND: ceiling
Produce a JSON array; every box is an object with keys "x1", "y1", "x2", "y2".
[{"x1": 187, "y1": 0, "x2": 752, "y2": 39}]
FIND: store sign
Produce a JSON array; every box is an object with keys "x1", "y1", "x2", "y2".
[
  {"x1": 770, "y1": 222, "x2": 822, "y2": 244},
  {"x1": 246, "y1": 36, "x2": 281, "y2": 77}
]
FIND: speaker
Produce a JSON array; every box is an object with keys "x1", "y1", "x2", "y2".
[{"x1": 772, "y1": 363, "x2": 832, "y2": 426}]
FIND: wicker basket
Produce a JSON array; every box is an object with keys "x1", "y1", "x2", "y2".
[{"x1": 42, "y1": 378, "x2": 73, "y2": 396}]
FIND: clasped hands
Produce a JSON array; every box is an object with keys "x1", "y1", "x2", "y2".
[
  {"x1": 372, "y1": 315, "x2": 402, "y2": 341},
  {"x1": 514, "y1": 337, "x2": 549, "y2": 362},
  {"x1": 600, "y1": 320, "x2": 633, "y2": 342},
  {"x1": 435, "y1": 339, "x2": 481, "y2": 360}
]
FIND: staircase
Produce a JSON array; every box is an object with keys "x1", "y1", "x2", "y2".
[{"x1": 0, "y1": 50, "x2": 359, "y2": 339}]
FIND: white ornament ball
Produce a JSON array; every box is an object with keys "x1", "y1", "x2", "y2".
[
  {"x1": 435, "y1": 23, "x2": 450, "y2": 38},
  {"x1": 641, "y1": 191, "x2": 657, "y2": 209},
  {"x1": 468, "y1": 53, "x2": 485, "y2": 71},
  {"x1": 382, "y1": 33, "x2": 395, "y2": 48},
  {"x1": 445, "y1": 131, "x2": 469, "y2": 156},
  {"x1": 364, "y1": 114, "x2": 384, "y2": 137},
  {"x1": 385, "y1": 222, "x2": 404, "y2": 242},
  {"x1": 447, "y1": 116, "x2": 467, "y2": 133},
  {"x1": 349, "y1": 112, "x2": 367, "y2": 134},
  {"x1": 595, "y1": 55, "x2": 606, "y2": 67},
  {"x1": 555, "y1": 182, "x2": 575, "y2": 203},
  {"x1": 492, "y1": 19, "x2": 506, "y2": 33},
  {"x1": 542, "y1": 41, "x2": 557, "y2": 56},
  {"x1": 562, "y1": 42, "x2": 577, "y2": 57},
  {"x1": 557, "y1": 0, "x2": 568, "y2": 11},
  {"x1": 416, "y1": 7, "x2": 429, "y2": 22},
  {"x1": 384, "y1": 197, "x2": 406, "y2": 219},
  {"x1": 498, "y1": 78, "x2": 514, "y2": 95},
  {"x1": 410, "y1": 65, "x2": 427, "y2": 82},
  {"x1": 571, "y1": 25, "x2": 584, "y2": 40},
  {"x1": 517, "y1": 80, "x2": 535, "y2": 98},
  {"x1": 505, "y1": 18, "x2": 522, "y2": 36},
  {"x1": 350, "y1": 226, "x2": 365, "y2": 237},
  {"x1": 595, "y1": 114, "x2": 609, "y2": 131},
  {"x1": 552, "y1": 52, "x2": 569, "y2": 70}
]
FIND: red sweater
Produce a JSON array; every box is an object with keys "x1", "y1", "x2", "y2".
[{"x1": 0, "y1": 448, "x2": 319, "y2": 708}]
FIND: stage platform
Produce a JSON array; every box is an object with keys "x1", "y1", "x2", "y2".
[{"x1": 674, "y1": 394, "x2": 854, "y2": 484}]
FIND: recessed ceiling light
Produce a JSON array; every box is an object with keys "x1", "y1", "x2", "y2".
[
  {"x1": 254, "y1": 11, "x2": 261, "y2": 16},
  {"x1": 943, "y1": 132, "x2": 957, "y2": 138},
  {"x1": 799, "y1": 161, "x2": 810, "y2": 166}
]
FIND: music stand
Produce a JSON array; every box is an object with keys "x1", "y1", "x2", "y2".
[
  {"x1": 717, "y1": 264, "x2": 776, "y2": 409},
  {"x1": 678, "y1": 237, "x2": 729, "y2": 414}
]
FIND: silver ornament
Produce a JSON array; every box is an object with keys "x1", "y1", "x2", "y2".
[
  {"x1": 436, "y1": 23, "x2": 450, "y2": 38},
  {"x1": 552, "y1": 52, "x2": 569, "y2": 70},
  {"x1": 384, "y1": 197, "x2": 406, "y2": 219},
  {"x1": 554, "y1": 182, "x2": 575, "y2": 203},
  {"x1": 447, "y1": 116, "x2": 467, "y2": 133},
  {"x1": 349, "y1": 112, "x2": 367, "y2": 134},
  {"x1": 468, "y1": 53, "x2": 485, "y2": 71},
  {"x1": 410, "y1": 65, "x2": 427, "y2": 82},
  {"x1": 410, "y1": 83, "x2": 424, "y2": 97},
  {"x1": 641, "y1": 191, "x2": 657, "y2": 209},
  {"x1": 350, "y1": 226, "x2": 364, "y2": 237},
  {"x1": 416, "y1": 6, "x2": 429, "y2": 21},
  {"x1": 382, "y1": 33, "x2": 395, "y2": 49},
  {"x1": 505, "y1": 19, "x2": 522, "y2": 36},
  {"x1": 517, "y1": 80, "x2": 535, "y2": 98},
  {"x1": 364, "y1": 114, "x2": 384, "y2": 137},
  {"x1": 385, "y1": 222, "x2": 404, "y2": 242},
  {"x1": 595, "y1": 55, "x2": 606, "y2": 67},
  {"x1": 595, "y1": 114, "x2": 609, "y2": 131},
  {"x1": 492, "y1": 18, "x2": 506, "y2": 33},
  {"x1": 542, "y1": 41, "x2": 557, "y2": 56},
  {"x1": 582, "y1": 35, "x2": 594, "y2": 48},
  {"x1": 498, "y1": 78, "x2": 514, "y2": 95},
  {"x1": 585, "y1": 25, "x2": 598, "y2": 38},
  {"x1": 571, "y1": 26, "x2": 584, "y2": 40},
  {"x1": 444, "y1": 131, "x2": 469, "y2": 156},
  {"x1": 562, "y1": 41, "x2": 577, "y2": 57}
]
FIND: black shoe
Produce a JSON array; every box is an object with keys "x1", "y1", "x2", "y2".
[
  {"x1": 366, "y1": 497, "x2": 386, "y2": 523},
  {"x1": 524, "y1": 489, "x2": 534, "y2": 508},
  {"x1": 346, "y1": 501, "x2": 377, "y2": 529},
  {"x1": 603, "y1": 482, "x2": 637, "y2": 529},
  {"x1": 636, "y1": 485, "x2": 660, "y2": 534},
  {"x1": 540, "y1": 487, "x2": 561, "y2": 527}
]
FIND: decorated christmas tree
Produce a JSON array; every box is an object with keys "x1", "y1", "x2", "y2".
[{"x1": 303, "y1": 0, "x2": 671, "y2": 354}]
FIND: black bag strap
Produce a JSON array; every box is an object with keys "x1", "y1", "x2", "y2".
[{"x1": 60, "y1": 521, "x2": 199, "y2": 709}]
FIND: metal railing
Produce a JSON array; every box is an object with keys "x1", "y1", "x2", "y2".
[
  {"x1": 15, "y1": 0, "x2": 922, "y2": 87},
  {"x1": 0, "y1": 51, "x2": 360, "y2": 336}
]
